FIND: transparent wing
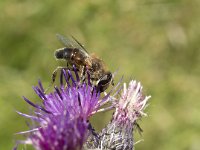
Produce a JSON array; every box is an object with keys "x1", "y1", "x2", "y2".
[{"x1": 56, "y1": 34, "x2": 89, "y2": 54}]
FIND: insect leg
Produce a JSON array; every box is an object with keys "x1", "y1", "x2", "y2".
[
  {"x1": 52, "y1": 66, "x2": 69, "y2": 83},
  {"x1": 44, "y1": 66, "x2": 68, "y2": 93},
  {"x1": 80, "y1": 66, "x2": 87, "y2": 82}
]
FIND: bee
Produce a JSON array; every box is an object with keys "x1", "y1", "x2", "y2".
[{"x1": 53, "y1": 34, "x2": 113, "y2": 92}]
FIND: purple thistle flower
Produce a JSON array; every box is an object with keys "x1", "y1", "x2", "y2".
[
  {"x1": 30, "y1": 69, "x2": 102, "y2": 120},
  {"x1": 16, "y1": 68, "x2": 116, "y2": 150},
  {"x1": 99, "y1": 80, "x2": 151, "y2": 150},
  {"x1": 29, "y1": 113, "x2": 88, "y2": 150}
]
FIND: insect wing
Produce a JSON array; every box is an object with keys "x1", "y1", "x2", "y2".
[
  {"x1": 56, "y1": 34, "x2": 89, "y2": 55},
  {"x1": 71, "y1": 36, "x2": 88, "y2": 52}
]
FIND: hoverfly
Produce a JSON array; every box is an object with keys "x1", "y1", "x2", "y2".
[{"x1": 52, "y1": 34, "x2": 113, "y2": 92}]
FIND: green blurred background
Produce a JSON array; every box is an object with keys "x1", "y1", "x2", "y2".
[{"x1": 0, "y1": 0, "x2": 200, "y2": 149}]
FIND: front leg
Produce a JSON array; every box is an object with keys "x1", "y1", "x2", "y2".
[
  {"x1": 51, "y1": 66, "x2": 69, "y2": 83},
  {"x1": 45, "y1": 66, "x2": 68, "y2": 93}
]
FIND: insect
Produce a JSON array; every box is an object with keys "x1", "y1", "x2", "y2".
[{"x1": 53, "y1": 34, "x2": 113, "y2": 92}]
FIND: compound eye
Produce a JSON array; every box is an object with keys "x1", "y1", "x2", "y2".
[{"x1": 97, "y1": 72, "x2": 112, "y2": 92}]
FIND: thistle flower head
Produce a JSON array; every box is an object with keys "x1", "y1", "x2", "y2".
[
  {"x1": 16, "y1": 68, "x2": 113, "y2": 150},
  {"x1": 99, "y1": 80, "x2": 151, "y2": 150},
  {"x1": 113, "y1": 80, "x2": 151, "y2": 126},
  {"x1": 30, "y1": 69, "x2": 102, "y2": 121}
]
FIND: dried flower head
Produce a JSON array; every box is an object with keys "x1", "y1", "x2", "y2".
[{"x1": 99, "y1": 80, "x2": 151, "y2": 150}]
